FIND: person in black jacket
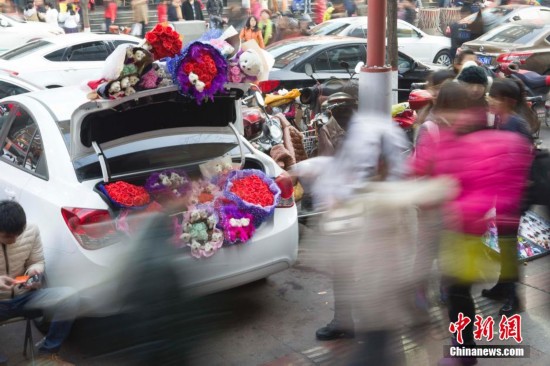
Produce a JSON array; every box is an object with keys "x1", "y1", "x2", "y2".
[{"x1": 182, "y1": 0, "x2": 204, "y2": 20}]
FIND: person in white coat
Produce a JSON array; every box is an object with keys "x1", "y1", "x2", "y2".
[
  {"x1": 58, "y1": 4, "x2": 80, "y2": 34},
  {"x1": 39, "y1": 2, "x2": 60, "y2": 25}
]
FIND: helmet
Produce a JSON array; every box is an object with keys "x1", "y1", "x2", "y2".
[
  {"x1": 408, "y1": 89, "x2": 433, "y2": 111},
  {"x1": 326, "y1": 92, "x2": 356, "y2": 106}
]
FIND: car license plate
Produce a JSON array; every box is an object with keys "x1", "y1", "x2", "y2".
[{"x1": 477, "y1": 55, "x2": 493, "y2": 65}]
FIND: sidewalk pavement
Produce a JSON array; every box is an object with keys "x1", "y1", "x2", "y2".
[{"x1": 265, "y1": 255, "x2": 550, "y2": 366}]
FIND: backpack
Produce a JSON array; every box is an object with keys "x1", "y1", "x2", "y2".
[{"x1": 524, "y1": 149, "x2": 550, "y2": 211}]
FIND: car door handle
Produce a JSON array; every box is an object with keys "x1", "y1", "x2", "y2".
[{"x1": 4, "y1": 188, "x2": 15, "y2": 199}]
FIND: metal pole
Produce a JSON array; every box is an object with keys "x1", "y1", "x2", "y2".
[
  {"x1": 387, "y1": 0, "x2": 399, "y2": 105},
  {"x1": 359, "y1": 0, "x2": 392, "y2": 116}
]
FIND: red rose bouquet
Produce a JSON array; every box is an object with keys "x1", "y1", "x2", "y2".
[
  {"x1": 144, "y1": 24, "x2": 183, "y2": 60},
  {"x1": 100, "y1": 181, "x2": 151, "y2": 208}
]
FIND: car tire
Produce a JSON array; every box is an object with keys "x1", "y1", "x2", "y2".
[{"x1": 433, "y1": 50, "x2": 452, "y2": 66}]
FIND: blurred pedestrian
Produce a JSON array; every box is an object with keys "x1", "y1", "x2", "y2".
[
  {"x1": 39, "y1": 1, "x2": 59, "y2": 24},
  {"x1": 104, "y1": 0, "x2": 117, "y2": 33},
  {"x1": 182, "y1": 0, "x2": 204, "y2": 20},
  {"x1": 168, "y1": 0, "x2": 183, "y2": 21},
  {"x1": 132, "y1": 0, "x2": 149, "y2": 38},
  {"x1": 158, "y1": 0, "x2": 168, "y2": 24},
  {"x1": 59, "y1": 3, "x2": 80, "y2": 33},
  {"x1": 411, "y1": 81, "x2": 533, "y2": 366},
  {"x1": 206, "y1": 0, "x2": 224, "y2": 28},
  {"x1": 259, "y1": 9, "x2": 274, "y2": 46},
  {"x1": 451, "y1": 49, "x2": 478, "y2": 75},
  {"x1": 439, "y1": 0, "x2": 451, "y2": 6},
  {"x1": 456, "y1": 65, "x2": 489, "y2": 108},
  {"x1": 489, "y1": 78, "x2": 535, "y2": 142},
  {"x1": 399, "y1": 0, "x2": 416, "y2": 25},
  {"x1": 240, "y1": 15, "x2": 265, "y2": 48},
  {"x1": 415, "y1": 70, "x2": 456, "y2": 127},
  {"x1": 23, "y1": 1, "x2": 39, "y2": 21},
  {"x1": 323, "y1": 1, "x2": 334, "y2": 21},
  {"x1": 344, "y1": 0, "x2": 356, "y2": 16}
]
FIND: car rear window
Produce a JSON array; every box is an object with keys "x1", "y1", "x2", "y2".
[
  {"x1": 478, "y1": 24, "x2": 543, "y2": 44},
  {"x1": 310, "y1": 22, "x2": 349, "y2": 36},
  {"x1": 272, "y1": 45, "x2": 314, "y2": 68},
  {"x1": 0, "y1": 40, "x2": 53, "y2": 60}
]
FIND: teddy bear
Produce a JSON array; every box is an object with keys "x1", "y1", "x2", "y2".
[
  {"x1": 227, "y1": 49, "x2": 263, "y2": 83},
  {"x1": 107, "y1": 81, "x2": 125, "y2": 99}
]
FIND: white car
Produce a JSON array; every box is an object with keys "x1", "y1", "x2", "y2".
[
  {"x1": 310, "y1": 16, "x2": 452, "y2": 65},
  {"x1": 0, "y1": 70, "x2": 42, "y2": 99},
  {"x1": 0, "y1": 85, "x2": 299, "y2": 315},
  {"x1": 0, "y1": 13, "x2": 64, "y2": 54},
  {"x1": 0, "y1": 33, "x2": 140, "y2": 89}
]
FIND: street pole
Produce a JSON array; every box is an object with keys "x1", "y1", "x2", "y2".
[
  {"x1": 387, "y1": 0, "x2": 399, "y2": 105},
  {"x1": 82, "y1": 0, "x2": 91, "y2": 33},
  {"x1": 359, "y1": 0, "x2": 391, "y2": 116}
]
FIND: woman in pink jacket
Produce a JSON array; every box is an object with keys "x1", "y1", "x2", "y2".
[{"x1": 410, "y1": 81, "x2": 533, "y2": 366}]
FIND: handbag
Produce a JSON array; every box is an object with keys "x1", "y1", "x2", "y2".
[{"x1": 131, "y1": 22, "x2": 143, "y2": 36}]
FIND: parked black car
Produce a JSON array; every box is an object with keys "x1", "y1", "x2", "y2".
[{"x1": 266, "y1": 36, "x2": 446, "y2": 102}]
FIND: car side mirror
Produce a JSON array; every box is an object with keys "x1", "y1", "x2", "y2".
[
  {"x1": 0, "y1": 19, "x2": 9, "y2": 27},
  {"x1": 416, "y1": 30, "x2": 423, "y2": 38},
  {"x1": 354, "y1": 62, "x2": 364, "y2": 74},
  {"x1": 254, "y1": 91, "x2": 265, "y2": 107}
]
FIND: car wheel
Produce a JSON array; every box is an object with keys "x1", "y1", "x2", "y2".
[{"x1": 433, "y1": 50, "x2": 452, "y2": 66}]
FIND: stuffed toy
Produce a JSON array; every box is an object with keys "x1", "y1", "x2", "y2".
[
  {"x1": 227, "y1": 49, "x2": 263, "y2": 83},
  {"x1": 106, "y1": 80, "x2": 124, "y2": 99}
]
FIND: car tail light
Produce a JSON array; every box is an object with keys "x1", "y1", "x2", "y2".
[
  {"x1": 61, "y1": 207, "x2": 120, "y2": 250},
  {"x1": 275, "y1": 171, "x2": 295, "y2": 208},
  {"x1": 497, "y1": 52, "x2": 533, "y2": 65},
  {"x1": 259, "y1": 80, "x2": 281, "y2": 94}
]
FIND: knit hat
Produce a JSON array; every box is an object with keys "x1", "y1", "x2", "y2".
[{"x1": 457, "y1": 65, "x2": 488, "y2": 86}]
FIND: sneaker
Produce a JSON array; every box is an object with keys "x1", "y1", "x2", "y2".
[
  {"x1": 499, "y1": 297, "x2": 524, "y2": 317},
  {"x1": 34, "y1": 353, "x2": 75, "y2": 366},
  {"x1": 315, "y1": 319, "x2": 355, "y2": 341}
]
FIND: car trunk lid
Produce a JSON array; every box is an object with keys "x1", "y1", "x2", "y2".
[{"x1": 70, "y1": 85, "x2": 247, "y2": 183}]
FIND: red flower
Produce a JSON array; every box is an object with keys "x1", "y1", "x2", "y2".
[
  {"x1": 230, "y1": 175, "x2": 274, "y2": 207},
  {"x1": 104, "y1": 181, "x2": 151, "y2": 207}
]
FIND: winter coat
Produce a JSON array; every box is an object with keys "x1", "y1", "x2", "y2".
[
  {"x1": 239, "y1": 27, "x2": 265, "y2": 48},
  {"x1": 182, "y1": 0, "x2": 204, "y2": 20},
  {"x1": 206, "y1": 0, "x2": 223, "y2": 16},
  {"x1": 168, "y1": 4, "x2": 181, "y2": 21},
  {"x1": 317, "y1": 116, "x2": 345, "y2": 157},
  {"x1": 132, "y1": 0, "x2": 149, "y2": 23},
  {"x1": 58, "y1": 11, "x2": 80, "y2": 29},
  {"x1": 410, "y1": 127, "x2": 533, "y2": 236},
  {"x1": 24, "y1": 8, "x2": 39, "y2": 22},
  {"x1": 104, "y1": 2, "x2": 117, "y2": 22},
  {"x1": 0, "y1": 225, "x2": 45, "y2": 301}
]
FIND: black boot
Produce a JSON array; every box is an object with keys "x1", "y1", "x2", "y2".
[
  {"x1": 315, "y1": 319, "x2": 355, "y2": 341},
  {"x1": 481, "y1": 283, "x2": 509, "y2": 301}
]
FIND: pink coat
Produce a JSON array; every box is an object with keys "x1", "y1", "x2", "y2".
[{"x1": 410, "y1": 127, "x2": 533, "y2": 236}]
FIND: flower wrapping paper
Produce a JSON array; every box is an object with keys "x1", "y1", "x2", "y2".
[{"x1": 223, "y1": 169, "x2": 281, "y2": 227}]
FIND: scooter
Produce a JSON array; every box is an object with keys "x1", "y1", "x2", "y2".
[{"x1": 248, "y1": 90, "x2": 284, "y2": 155}]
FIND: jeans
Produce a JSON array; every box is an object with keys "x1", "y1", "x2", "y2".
[
  {"x1": 105, "y1": 18, "x2": 112, "y2": 33},
  {"x1": 0, "y1": 287, "x2": 79, "y2": 354}
]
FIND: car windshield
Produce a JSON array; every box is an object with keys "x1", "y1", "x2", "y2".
[
  {"x1": 271, "y1": 45, "x2": 314, "y2": 68},
  {"x1": 0, "y1": 40, "x2": 52, "y2": 60},
  {"x1": 478, "y1": 24, "x2": 543, "y2": 44},
  {"x1": 310, "y1": 21, "x2": 350, "y2": 36}
]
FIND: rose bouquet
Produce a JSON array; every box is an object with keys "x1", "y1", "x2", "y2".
[
  {"x1": 188, "y1": 179, "x2": 221, "y2": 206},
  {"x1": 218, "y1": 203, "x2": 256, "y2": 245},
  {"x1": 144, "y1": 24, "x2": 183, "y2": 60},
  {"x1": 98, "y1": 181, "x2": 151, "y2": 209},
  {"x1": 174, "y1": 205, "x2": 224, "y2": 258},
  {"x1": 167, "y1": 41, "x2": 228, "y2": 103},
  {"x1": 224, "y1": 169, "x2": 281, "y2": 226}
]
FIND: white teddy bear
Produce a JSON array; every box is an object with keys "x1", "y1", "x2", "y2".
[{"x1": 238, "y1": 49, "x2": 263, "y2": 78}]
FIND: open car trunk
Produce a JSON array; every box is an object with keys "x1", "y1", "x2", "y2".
[{"x1": 69, "y1": 86, "x2": 260, "y2": 211}]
